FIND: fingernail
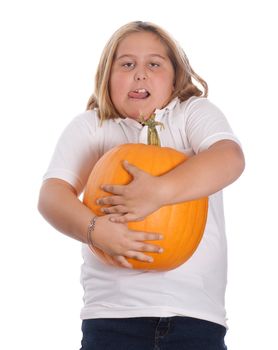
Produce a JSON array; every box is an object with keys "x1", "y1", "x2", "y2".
[
  {"x1": 158, "y1": 248, "x2": 164, "y2": 253},
  {"x1": 148, "y1": 257, "x2": 154, "y2": 262},
  {"x1": 159, "y1": 235, "x2": 163, "y2": 240}
]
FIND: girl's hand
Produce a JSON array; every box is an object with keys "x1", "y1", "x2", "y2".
[
  {"x1": 97, "y1": 161, "x2": 162, "y2": 223},
  {"x1": 92, "y1": 214, "x2": 163, "y2": 269}
]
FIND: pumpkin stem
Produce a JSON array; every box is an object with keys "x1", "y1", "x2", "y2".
[{"x1": 139, "y1": 114, "x2": 164, "y2": 146}]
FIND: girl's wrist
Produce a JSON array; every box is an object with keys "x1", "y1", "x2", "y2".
[
  {"x1": 87, "y1": 216, "x2": 98, "y2": 253},
  {"x1": 156, "y1": 176, "x2": 171, "y2": 207}
]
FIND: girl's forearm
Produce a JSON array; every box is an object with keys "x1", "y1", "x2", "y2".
[
  {"x1": 38, "y1": 179, "x2": 94, "y2": 243},
  {"x1": 157, "y1": 140, "x2": 245, "y2": 206},
  {"x1": 38, "y1": 178, "x2": 165, "y2": 268}
]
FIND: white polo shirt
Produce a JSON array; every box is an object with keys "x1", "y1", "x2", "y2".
[{"x1": 43, "y1": 96, "x2": 240, "y2": 328}]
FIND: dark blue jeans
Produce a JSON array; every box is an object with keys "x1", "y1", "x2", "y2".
[{"x1": 80, "y1": 316, "x2": 227, "y2": 350}]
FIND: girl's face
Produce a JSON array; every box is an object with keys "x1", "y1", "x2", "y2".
[{"x1": 110, "y1": 32, "x2": 175, "y2": 120}]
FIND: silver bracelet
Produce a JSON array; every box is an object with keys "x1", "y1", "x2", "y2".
[{"x1": 87, "y1": 216, "x2": 97, "y2": 253}]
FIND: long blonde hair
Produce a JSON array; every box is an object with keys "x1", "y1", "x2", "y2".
[{"x1": 87, "y1": 21, "x2": 208, "y2": 121}]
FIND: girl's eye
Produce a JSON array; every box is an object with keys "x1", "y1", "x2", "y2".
[
  {"x1": 149, "y1": 62, "x2": 160, "y2": 68},
  {"x1": 122, "y1": 62, "x2": 135, "y2": 69}
]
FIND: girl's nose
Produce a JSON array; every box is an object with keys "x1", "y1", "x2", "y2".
[{"x1": 134, "y1": 69, "x2": 147, "y2": 81}]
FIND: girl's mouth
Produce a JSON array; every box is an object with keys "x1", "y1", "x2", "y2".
[{"x1": 128, "y1": 88, "x2": 150, "y2": 99}]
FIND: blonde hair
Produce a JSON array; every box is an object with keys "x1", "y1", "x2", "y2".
[{"x1": 87, "y1": 21, "x2": 208, "y2": 121}]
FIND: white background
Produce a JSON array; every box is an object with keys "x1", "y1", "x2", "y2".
[{"x1": 1, "y1": 0, "x2": 277, "y2": 349}]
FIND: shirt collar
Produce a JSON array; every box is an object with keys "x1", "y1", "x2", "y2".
[{"x1": 154, "y1": 97, "x2": 179, "y2": 115}]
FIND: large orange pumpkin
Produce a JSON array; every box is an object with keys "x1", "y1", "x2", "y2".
[{"x1": 83, "y1": 143, "x2": 208, "y2": 271}]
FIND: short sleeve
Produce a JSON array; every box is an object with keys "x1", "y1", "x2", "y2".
[
  {"x1": 185, "y1": 98, "x2": 241, "y2": 153},
  {"x1": 42, "y1": 111, "x2": 101, "y2": 195}
]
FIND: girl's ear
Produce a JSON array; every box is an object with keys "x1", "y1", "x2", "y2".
[{"x1": 172, "y1": 77, "x2": 176, "y2": 91}]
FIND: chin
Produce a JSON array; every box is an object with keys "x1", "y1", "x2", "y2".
[
  {"x1": 123, "y1": 108, "x2": 151, "y2": 120},
  {"x1": 137, "y1": 111, "x2": 154, "y2": 121}
]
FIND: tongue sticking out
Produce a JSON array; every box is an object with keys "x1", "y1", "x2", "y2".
[{"x1": 128, "y1": 89, "x2": 150, "y2": 99}]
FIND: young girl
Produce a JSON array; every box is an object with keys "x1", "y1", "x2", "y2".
[{"x1": 38, "y1": 21, "x2": 245, "y2": 350}]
